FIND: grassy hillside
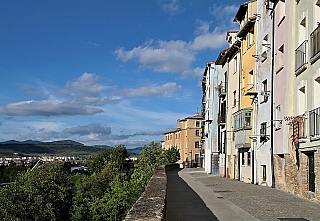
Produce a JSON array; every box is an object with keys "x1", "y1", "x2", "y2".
[{"x1": 0, "y1": 140, "x2": 112, "y2": 158}]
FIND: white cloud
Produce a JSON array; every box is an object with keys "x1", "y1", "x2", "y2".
[
  {"x1": 159, "y1": 0, "x2": 181, "y2": 15},
  {"x1": 115, "y1": 17, "x2": 232, "y2": 77},
  {"x1": 0, "y1": 73, "x2": 122, "y2": 117},
  {"x1": 0, "y1": 73, "x2": 186, "y2": 117},
  {"x1": 116, "y1": 40, "x2": 195, "y2": 73},
  {"x1": 190, "y1": 27, "x2": 227, "y2": 51},
  {"x1": 115, "y1": 82, "x2": 183, "y2": 98},
  {"x1": 209, "y1": 4, "x2": 239, "y2": 29},
  {"x1": 0, "y1": 100, "x2": 103, "y2": 116},
  {"x1": 60, "y1": 73, "x2": 113, "y2": 98},
  {"x1": 63, "y1": 123, "x2": 111, "y2": 136},
  {"x1": 181, "y1": 67, "x2": 205, "y2": 79}
]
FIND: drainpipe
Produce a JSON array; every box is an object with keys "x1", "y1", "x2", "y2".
[
  {"x1": 270, "y1": 1, "x2": 276, "y2": 188},
  {"x1": 238, "y1": 151, "x2": 241, "y2": 181},
  {"x1": 251, "y1": 143, "x2": 255, "y2": 184},
  {"x1": 238, "y1": 43, "x2": 242, "y2": 182},
  {"x1": 224, "y1": 61, "x2": 230, "y2": 178}
]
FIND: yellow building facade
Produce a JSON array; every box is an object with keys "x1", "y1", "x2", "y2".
[
  {"x1": 233, "y1": 0, "x2": 257, "y2": 183},
  {"x1": 162, "y1": 114, "x2": 203, "y2": 168}
]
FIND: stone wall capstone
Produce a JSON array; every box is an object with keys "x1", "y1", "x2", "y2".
[{"x1": 124, "y1": 163, "x2": 179, "y2": 221}]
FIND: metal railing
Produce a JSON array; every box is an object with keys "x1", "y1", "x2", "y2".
[
  {"x1": 310, "y1": 25, "x2": 320, "y2": 60},
  {"x1": 310, "y1": 107, "x2": 320, "y2": 138},
  {"x1": 218, "y1": 82, "x2": 226, "y2": 96},
  {"x1": 295, "y1": 40, "x2": 308, "y2": 72},
  {"x1": 218, "y1": 113, "x2": 226, "y2": 124}
]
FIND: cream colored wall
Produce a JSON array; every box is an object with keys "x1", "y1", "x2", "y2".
[{"x1": 162, "y1": 116, "x2": 202, "y2": 166}]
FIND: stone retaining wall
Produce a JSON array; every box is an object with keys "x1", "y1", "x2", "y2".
[{"x1": 124, "y1": 163, "x2": 179, "y2": 221}]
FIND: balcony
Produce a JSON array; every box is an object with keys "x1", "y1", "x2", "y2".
[
  {"x1": 310, "y1": 25, "x2": 320, "y2": 64},
  {"x1": 295, "y1": 40, "x2": 308, "y2": 75},
  {"x1": 218, "y1": 113, "x2": 226, "y2": 125},
  {"x1": 233, "y1": 108, "x2": 252, "y2": 148},
  {"x1": 310, "y1": 107, "x2": 320, "y2": 139},
  {"x1": 218, "y1": 82, "x2": 227, "y2": 97},
  {"x1": 235, "y1": 129, "x2": 251, "y2": 148},
  {"x1": 292, "y1": 115, "x2": 306, "y2": 144}
]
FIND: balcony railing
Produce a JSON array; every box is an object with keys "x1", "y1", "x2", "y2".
[
  {"x1": 218, "y1": 113, "x2": 226, "y2": 125},
  {"x1": 218, "y1": 82, "x2": 226, "y2": 97},
  {"x1": 310, "y1": 25, "x2": 320, "y2": 63},
  {"x1": 310, "y1": 107, "x2": 320, "y2": 138},
  {"x1": 295, "y1": 40, "x2": 308, "y2": 73}
]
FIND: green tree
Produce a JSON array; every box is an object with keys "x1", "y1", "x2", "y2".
[
  {"x1": 0, "y1": 163, "x2": 73, "y2": 221},
  {"x1": 71, "y1": 145, "x2": 134, "y2": 221},
  {"x1": 128, "y1": 142, "x2": 180, "y2": 208}
]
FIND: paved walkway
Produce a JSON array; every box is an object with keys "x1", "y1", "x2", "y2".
[{"x1": 166, "y1": 168, "x2": 320, "y2": 221}]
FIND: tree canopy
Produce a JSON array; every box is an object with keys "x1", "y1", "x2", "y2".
[{"x1": 0, "y1": 142, "x2": 180, "y2": 221}]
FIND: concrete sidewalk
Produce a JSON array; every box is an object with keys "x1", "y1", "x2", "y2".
[{"x1": 166, "y1": 168, "x2": 320, "y2": 221}]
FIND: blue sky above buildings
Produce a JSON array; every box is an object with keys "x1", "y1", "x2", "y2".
[{"x1": 0, "y1": 0, "x2": 244, "y2": 148}]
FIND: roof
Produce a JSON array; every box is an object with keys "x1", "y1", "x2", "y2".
[
  {"x1": 185, "y1": 114, "x2": 203, "y2": 120},
  {"x1": 215, "y1": 48, "x2": 229, "y2": 65},
  {"x1": 215, "y1": 40, "x2": 241, "y2": 65},
  {"x1": 233, "y1": 0, "x2": 257, "y2": 23},
  {"x1": 236, "y1": 16, "x2": 257, "y2": 38}
]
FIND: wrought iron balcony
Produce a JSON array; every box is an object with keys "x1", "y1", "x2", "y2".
[
  {"x1": 218, "y1": 113, "x2": 226, "y2": 125},
  {"x1": 310, "y1": 25, "x2": 320, "y2": 63},
  {"x1": 295, "y1": 40, "x2": 308, "y2": 74},
  {"x1": 310, "y1": 107, "x2": 320, "y2": 138},
  {"x1": 218, "y1": 82, "x2": 227, "y2": 97}
]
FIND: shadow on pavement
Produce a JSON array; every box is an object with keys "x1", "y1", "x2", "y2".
[{"x1": 166, "y1": 169, "x2": 218, "y2": 221}]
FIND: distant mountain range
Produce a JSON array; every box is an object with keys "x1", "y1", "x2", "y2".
[{"x1": 0, "y1": 140, "x2": 142, "y2": 158}]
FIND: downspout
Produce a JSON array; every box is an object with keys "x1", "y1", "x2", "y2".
[
  {"x1": 238, "y1": 45, "x2": 242, "y2": 181},
  {"x1": 270, "y1": 1, "x2": 277, "y2": 189},
  {"x1": 224, "y1": 61, "x2": 230, "y2": 178},
  {"x1": 238, "y1": 151, "x2": 241, "y2": 181},
  {"x1": 251, "y1": 141, "x2": 255, "y2": 184}
]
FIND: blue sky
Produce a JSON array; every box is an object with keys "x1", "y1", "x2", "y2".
[{"x1": 0, "y1": 0, "x2": 243, "y2": 148}]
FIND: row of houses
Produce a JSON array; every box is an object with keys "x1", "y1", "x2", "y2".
[{"x1": 201, "y1": 0, "x2": 320, "y2": 203}]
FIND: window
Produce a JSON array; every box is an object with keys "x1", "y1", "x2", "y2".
[
  {"x1": 262, "y1": 165, "x2": 267, "y2": 181},
  {"x1": 196, "y1": 121, "x2": 200, "y2": 127},
  {"x1": 196, "y1": 129, "x2": 200, "y2": 136},
  {"x1": 299, "y1": 17, "x2": 307, "y2": 44},
  {"x1": 233, "y1": 109, "x2": 252, "y2": 131},
  {"x1": 260, "y1": 122, "x2": 268, "y2": 143},
  {"x1": 247, "y1": 152, "x2": 251, "y2": 166},
  {"x1": 234, "y1": 56, "x2": 237, "y2": 73},
  {"x1": 310, "y1": 107, "x2": 320, "y2": 138},
  {"x1": 276, "y1": 0, "x2": 286, "y2": 26},
  {"x1": 249, "y1": 70, "x2": 254, "y2": 89},
  {"x1": 241, "y1": 152, "x2": 245, "y2": 166},
  {"x1": 244, "y1": 111, "x2": 252, "y2": 127},
  {"x1": 246, "y1": 28, "x2": 254, "y2": 49},
  {"x1": 296, "y1": 17, "x2": 307, "y2": 70},
  {"x1": 298, "y1": 85, "x2": 306, "y2": 115},
  {"x1": 195, "y1": 141, "x2": 200, "y2": 148},
  {"x1": 233, "y1": 90, "x2": 237, "y2": 107},
  {"x1": 261, "y1": 35, "x2": 269, "y2": 62},
  {"x1": 276, "y1": 45, "x2": 284, "y2": 73},
  {"x1": 275, "y1": 105, "x2": 282, "y2": 130},
  {"x1": 262, "y1": 80, "x2": 268, "y2": 102}
]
